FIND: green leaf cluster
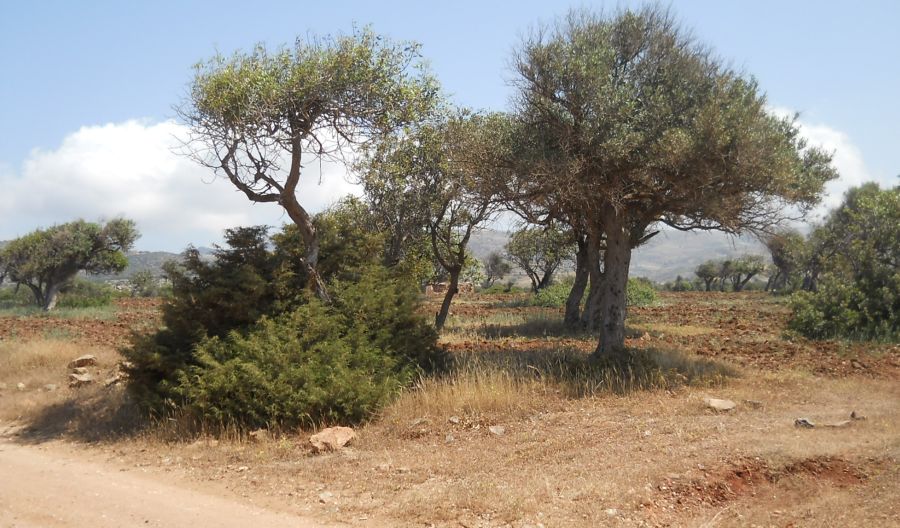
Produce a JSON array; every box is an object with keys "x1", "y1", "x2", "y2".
[{"x1": 789, "y1": 183, "x2": 899, "y2": 340}]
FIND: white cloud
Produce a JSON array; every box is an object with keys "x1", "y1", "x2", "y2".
[
  {"x1": 768, "y1": 107, "x2": 891, "y2": 221},
  {"x1": 0, "y1": 120, "x2": 361, "y2": 251}
]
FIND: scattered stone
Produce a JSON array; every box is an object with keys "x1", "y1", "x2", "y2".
[
  {"x1": 445, "y1": 433, "x2": 455, "y2": 444},
  {"x1": 248, "y1": 429, "x2": 268, "y2": 443},
  {"x1": 448, "y1": 416, "x2": 461, "y2": 424},
  {"x1": 67, "y1": 355, "x2": 97, "y2": 369},
  {"x1": 72, "y1": 367, "x2": 89, "y2": 375},
  {"x1": 104, "y1": 369, "x2": 126, "y2": 387},
  {"x1": 68, "y1": 373, "x2": 94, "y2": 388},
  {"x1": 236, "y1": 466, "x2": 249, "y2": 472},
  {"x1": 409, "y1": 417, "x2": 429, "y2": 427},
  {"x1": 824, "y1": 420, "x2": 852, "y2": 428},
  {"x1": 309, "y1": 426, "x2": 356, "y2": 453},
  {"x1": 704, "y1": 397, "x2": 736, "y2": 412},
  {"x1": 850, "y1": 359, "x2": 865, "y2": 369},
  {"x1": 743, "y1": 399, "x2": 764, "y2": 409},
  {"x1": 318, "y1": 491, "x2": 334, "y2": 503},
  {"x1": 43, "y1": 384, "x2": 58, "y2": 392},
  {"x1": 605, "y1": 508, "x2": 619, "y2": 516},
  {"x1": 16, "y1": 382, "x2": 26, "y2": 391},
  {"x1": 488, "y1": 425, "x2": 506, "y2": 436},
  {"x1": 850, "y1": 410, "x2": 867, "y2": 421},
  {"x1": 794, "y1": 418, "x2": 815, "y2": 428}
]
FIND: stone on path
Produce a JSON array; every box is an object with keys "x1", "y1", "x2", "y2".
[
  {"x1": 67, "y1": 355, "x2": 97, "y2": 369},
  {"x1": 488, "y1": 425, "x2": 506, "y2": 436},
  {"x1": 704, "y1": 398, "x2": 736, "y2": 412},
  {"x1": 309, "y1": 427, "x2": 356, "y2": 453},
  {"x1": 68, "y1": 373, "x2": 94, "y2": 388}
]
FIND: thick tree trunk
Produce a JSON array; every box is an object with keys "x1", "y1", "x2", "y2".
[
  {"x1": 26, "y1": 283, "x2": 44, "y2": 308},
  {"x1": 537, "y1": 269, "x2": 554, "y2": 290},
  {"x1": 580, "y1": 232, "x2": 604, "y2": 332},
  {"x1": 564, "y1": 237, "x2": 589, "y2": 329},
  {"x1": 594, "y1": 220, "x2": 631, "y2": 358},
  {"x1": 434, "y1": 267, "x2": 460, "y2": 331},
  {"x1": 703, "y1": 278, "x2": 713, "y2": 291},
  {"x1": 43, "y1": 281, "x2": 62, "y2": 311}
]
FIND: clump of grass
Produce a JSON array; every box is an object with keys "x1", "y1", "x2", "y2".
[{"x1": 382, "y1": 345, "x2": 737, "y2": 426}]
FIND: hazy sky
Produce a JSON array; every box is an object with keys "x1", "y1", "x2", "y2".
[{"x1": 1, "y1": 0, "x2": 897, "y2": 250}]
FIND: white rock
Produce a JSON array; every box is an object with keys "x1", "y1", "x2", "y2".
[
  {"x1": 68, "y1": 373, "x2": 94, "y2": 388},
  {"x1": 67, "y1": 355, "x2": 97, "y2": 369},
  {"x1": 309, "y1": 426, "x2": 356, "y2": 453},
  {"x1": 705, "y1": 398, "x2": 736, "y2": 412},
  {"x1": 488, "y1": 425, "x2": 506, "y2": 436}
]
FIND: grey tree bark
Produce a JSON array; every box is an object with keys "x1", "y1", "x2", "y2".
[{"x1": 434, "y1": 266, "x2": 460, "y2": 331}]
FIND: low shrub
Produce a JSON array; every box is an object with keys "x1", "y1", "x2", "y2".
[
  {"x1": 526, "y1": 277, "x2": 657, "y2": 308},
  {"x1": 789, "y1": 274, "x2": 899, "y2": 341},
  {"x1": 626, "y1": 277, "x2": 658, "y2": 307},
  {"x1": 126, "y1": 262, "x2": 444, "y2": 428},
  {"x1": 57, "y1": 278, "x2": 117, "y2": 308}
]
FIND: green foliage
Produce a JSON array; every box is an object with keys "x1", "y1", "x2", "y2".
[
  {"x1": 762, "y1": 229, "x2": 808, "y2": 292},
  {"x1": 664, "y1": 275, "x2": 697, "y2": 292},
  {"x1": 505, "y1": 225, "x2": 574, "y2": 293},
  {"x1": 57, "y1": 278, "x2": 117, "y2": 308},
  {"x1": 526, "y1": 277, "x2": 656, "y2": 308},
  {"x1": 0, "y1": 219, "x2": 138, "y2": 310},
  {"x1": 482, "y1": 251, "x2": 512, "y2": 288},
  {"x1": 626, "y1": 278, "x2": 658, "y2": 307},
  {"x1": 175, "y1": 268, "x2": 443, "y2": 428},
  {"x1": 125, "y1": 218, "x2": 444, "y2": 426},
  {"x1": 789, "y1": 184, "x2": 899, "y2": 340},
  {"x1": 528, "y1": 280, "x2": 574, "y2": 307},
  {"x1": 129, "y1": 270, "x2": 160, "y2": 298},
  {"x1": 0, "y1": 284, "x2": 33, "y2": 308}
]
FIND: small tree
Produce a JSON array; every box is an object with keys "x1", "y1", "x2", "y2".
[
  {"x1": 506, "y1": 224, "x2": 575, "y2": 293},
  {"x1": 763, "y1": 229, "x2": 807, "y2": 291},
  {"x1": 0, "y1": 219, "x2": 137, "y2": 310},
  {"x1": 180, "y1": 28, "x2": 438, "y2": 301},
  {"x1": 729, "y1": 255, "x2": 766, "y2": 291},
  {"x1": 362, "y1": 111, "x2": 504, "y2": 330},
  {"x1": 482, "y1": 251, "x2": 512, "y2": 288},
  {"x1": 695, "y1": 261, "x2": 720, "y2": 292},
  {"x1": 129, "y1": 270, "x2": 159, "y2": 298}
]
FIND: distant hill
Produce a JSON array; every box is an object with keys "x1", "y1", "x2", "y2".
[{"x1": 468, "y1": 228, "x2": 767, "y2": 283}]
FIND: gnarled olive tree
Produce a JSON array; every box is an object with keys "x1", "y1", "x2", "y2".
[
  {"x1": 510, "y1": 6, "x2": 837, "y2": 356},
  {"x1": 0, "y1": 219, "x2": 137, "y2": 310},
  {"x1": 180, "y1": 28, "x2": 438, "y2": 301}
]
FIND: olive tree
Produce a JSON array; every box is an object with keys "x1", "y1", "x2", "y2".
[
  {"x1": 0, "y1": 219, "x2": 138, "y2": 310},
  {"x1": 694, "y1": 260, "x2": 720, "y2": 292},
  {"x1": 508, "y1": 6, "x2": 837, "y2": 356},
  {"x1": 505, "y1": 224, "x2": 575, "y2": 293},
  {"x1": 482, "y1": 251, "x2": 512, "y2": 288},
  {"x1": 180, "y1": 28, "x2": 438, "y2": 301},
  {"x1": 361, "y1": 111, "x2": 504, "y2": 330}
]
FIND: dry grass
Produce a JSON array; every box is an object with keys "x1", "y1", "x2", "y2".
[{"x1": 0, "y1": 338, "x2": 144, "y2": 441}]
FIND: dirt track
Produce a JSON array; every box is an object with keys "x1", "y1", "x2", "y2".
[{"x1": 0, "y1": 439, "x2": 330, "y2": 528}]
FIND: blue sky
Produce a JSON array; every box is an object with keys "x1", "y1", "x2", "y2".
[{"x1": 1, "y1": 0, "x2": 897, "y2": 250}]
